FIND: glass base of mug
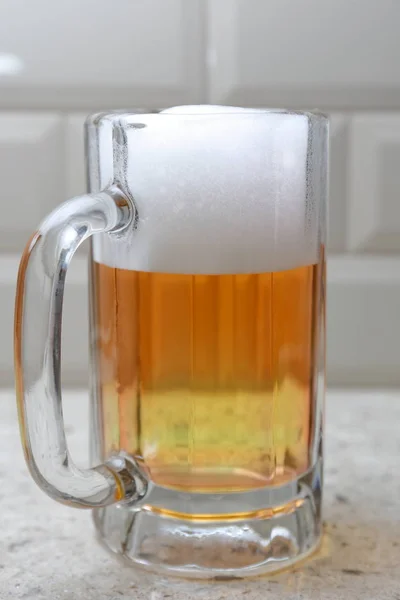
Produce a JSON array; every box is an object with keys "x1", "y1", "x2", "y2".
[{"x1": 93, "y1": 460, "x2": 322, "y2": 579}]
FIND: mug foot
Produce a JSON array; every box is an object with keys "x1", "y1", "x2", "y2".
[{"x1": 93, "y1": 460, "x2": 322, "y2": 579}]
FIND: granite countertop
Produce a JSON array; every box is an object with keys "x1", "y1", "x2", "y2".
[{"x1": 1, "y1": 389, "x2": 399, "y2": 600}]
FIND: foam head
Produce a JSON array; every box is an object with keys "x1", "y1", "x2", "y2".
[{"x1": 90, "y1": 106, "x2": 327, "y2": 274}]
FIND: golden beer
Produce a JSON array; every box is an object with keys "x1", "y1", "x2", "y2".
[{"x1": 93, "y1": 257, "x2": 324, "y2": 494}]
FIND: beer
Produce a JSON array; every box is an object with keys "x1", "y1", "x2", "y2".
[{"x1": 93, "y1": 258, "x2": 324, "y2": 493}]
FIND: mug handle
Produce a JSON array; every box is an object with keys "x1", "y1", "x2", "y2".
[{"x1": 14, "y1": 188, "x2": 147, "y2": 508}]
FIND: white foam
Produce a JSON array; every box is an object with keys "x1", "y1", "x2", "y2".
[
  {"x1": 161, "y1": 105, "x2": 267, "y2": 115},
  {"x1": 92, "y1": 106, "x2": 325, "y2": 274}
]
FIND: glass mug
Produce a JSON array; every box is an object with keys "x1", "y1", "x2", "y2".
[{"x1": 14, "y1": 106, "x2": 327, "y2": 578}]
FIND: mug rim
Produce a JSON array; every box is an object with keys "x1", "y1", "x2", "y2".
[{"x1": 86, "y1": 106, "x2": 328, "y2": 127}]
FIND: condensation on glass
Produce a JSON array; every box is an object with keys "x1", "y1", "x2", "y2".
[{"x1": 14, "y1": 106, "x2": 328, "y2": 578}]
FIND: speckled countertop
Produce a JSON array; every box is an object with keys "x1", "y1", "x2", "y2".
[{"x1": 1, "y1": 389, "x2": 399, "y2": 600}]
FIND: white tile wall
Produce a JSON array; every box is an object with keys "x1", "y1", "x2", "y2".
[
  {"x1": 328, "y1": 115, "x2": 349, "y2": 253},
  {"x1": 0, "y1": 0, "x2": 206, "y2": 109},
  {"x1": 66, "y1": 114, "x2": 88, "y2": 198},
  {"x1": 0, "y1": 113, "x2": 64, "y2": 251},
  {"x1": 328, "y1": 257, "x2": 400, "y2": 386},
  {"x1": 207, "y1": 0, "x2": 400, "y2": 109},
  {"x1": 1, "y1": 0, "x2": 399, "y2": 386},
  {"x1": 349, "y1": 114, "x2": 400, "y2": 252}
]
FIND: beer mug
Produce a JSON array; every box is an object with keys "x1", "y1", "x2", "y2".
[{"x1": 14, "y1": 106, "x2": 328, "y2": 578}]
